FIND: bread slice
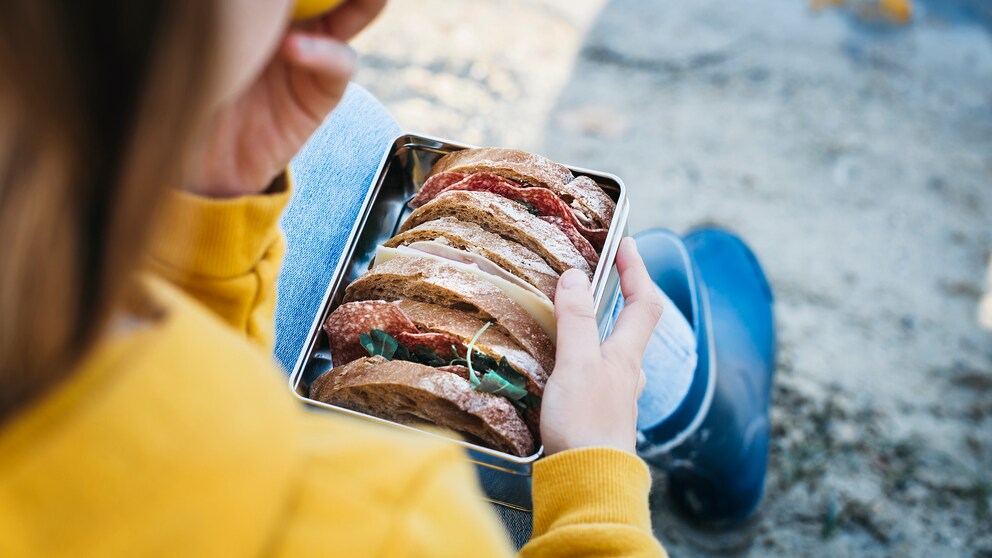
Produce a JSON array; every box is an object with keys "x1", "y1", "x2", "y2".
[
  {"x1": 384, "y1": 217, "x2": 560, "y2": 300},
  {"x1": 309, "y1": 356, "x2": 536, "y2": 457},
  {"x1": 429, "y1": 147, "x2": 574, "y2": 195},
  {"x1": 562, "y1": 176, "x2": 616, "y2": 230},
  {"x1": 394, "y1": 299, "x2": 547, "y2": 395},
  {"x1": 344, "y1": 255, "x2": 555, "y2": 373},
  {"x1": 427, "y1": 147, "x2": 616, "y2": 228},
  {"x1": 400, "y1": 190, "x2": 591, "y2": 278}
]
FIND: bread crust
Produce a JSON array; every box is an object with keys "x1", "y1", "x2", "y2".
[
  {"x1": 428, "y1": 148, "x2": 616, "y2": 228},
  {"x1": 563, "y1": 176, "x2": 617, "y2": 230},
  {"x1": 309, "y1": 356, "x2": 536, "y2": 457},
  {"x1": 429, "y1": 147, "x2": 574, "y2": 193},
  {"x1": 394, "y1": 299, "x2": 547, "y2": 394},
  {"x1": 385, "y1": 216, "x2": 560, "y2": 300},
  {"x1": 400, "y1": 190, "x2": 592, "y2": 278},
  {"x1": 344, "y1": 256, "x2": 556, "y2": 373}
]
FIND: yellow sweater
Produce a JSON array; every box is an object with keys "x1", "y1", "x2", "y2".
[{"x1": 0, "y1": 182, "x2": 666, "y2": 557}]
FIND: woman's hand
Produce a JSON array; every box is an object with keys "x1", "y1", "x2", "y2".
[
  {"x1": 188, "y1": 0, "x2": 386, "y2": 198},
  {"x1": 540, "y1": 237, "x2": 664, "y2": 455}
]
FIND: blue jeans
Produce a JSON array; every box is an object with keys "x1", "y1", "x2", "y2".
[{"x1": 274, "y1": 84, "x2": 698, "y2": 544}]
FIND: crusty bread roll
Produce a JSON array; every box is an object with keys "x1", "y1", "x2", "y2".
[
  {"x1": 400, "y1": 190, "x2": 592, "y2": 278},
  {"x1": 309, "y1": 356, "x2": 536, "y2": 457},
  {"x1": 385, "y1": 216, "x2": 560, "y2": 300}
]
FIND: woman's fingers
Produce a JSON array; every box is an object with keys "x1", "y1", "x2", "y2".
[
  {"x1": 605, "y1": 238, "x2": 664, "y2": 359},
  {"x1": 283, "y1": 33, "x2": 355, "y2": 80},
  {"x1": 318, "y1": 0, "x2": 387, "y2": 42},
  {"x1": 281, "y1": 33, "x2": 355, "y2": 117},
  {"x1": 553, "y1": 269, "x2": 602, "y2": 372}
]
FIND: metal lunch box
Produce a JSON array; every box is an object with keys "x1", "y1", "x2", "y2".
[{"x1": 288, "y1": 132, "x2": 629, "y2": 511}]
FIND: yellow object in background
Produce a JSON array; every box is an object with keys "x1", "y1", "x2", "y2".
[
  {"x1": 809, "y1": 0, "x2": 912, "y2": 24},
  {"x1": 879, "y1": 0, "x2": 912, "y2": 23},
  {"x1": 293, "y1": 0, "x2": 345, "y2": 21}
]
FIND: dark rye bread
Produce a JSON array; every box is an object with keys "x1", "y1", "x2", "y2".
[
  {"x1": 427, "y1": 147, "x2": 617, "y2": 229},
  {"x1": 344, "y1": 256, "x2": 556, "y2": 373},
  {"x1": 309, "y1": 356, "x2": 535, "y2": 457},
  {"x1": 394, "y1": 299, "x2": 548, "y2": 395},
  {"x1": 399, "y1": 190, "x2": 592, "y2": 278},
  {"x1": 429, "y1": 147, "x2": 574, "y2": 195},
  {"x1": 384, "y1": 216, "x2": 560, "y2": 300}
]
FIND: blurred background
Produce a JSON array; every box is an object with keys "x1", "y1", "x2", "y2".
[{"x1": 351, "y1": 1, "x2": 991, "y2": 556}]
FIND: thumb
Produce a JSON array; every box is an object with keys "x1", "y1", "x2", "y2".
[{"x1": 553, "y1": 269, "x2": 602, "y2": 371}]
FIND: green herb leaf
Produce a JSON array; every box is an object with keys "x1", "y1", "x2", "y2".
[
  {"x1": 475, "y1": 369, "x2": 528, "y2": 401},
  {"x1": 411, "y1": 345, "x2": 447, "y2": 367},
  {"x1": 522, "y1": 393, "x2": 542, "y2": 409},
  {"x1": 515, "y1": 200, "x2": 540, "y2": 216},
  {"x1": 470, "y1": 355, "x2": 540, "y2": 408},
  {"x1": 359, "y1": 329, "x2": 399, "y2": 360},
  {"x1": 465, "y1": 322, "x2": 492, "y2": 384},
  {"x1": 393, "y1": 342, "x2": 411, "y2": 361},
  {"x1": 358, "y1": 325, "x2": 543, "y2": 410}
]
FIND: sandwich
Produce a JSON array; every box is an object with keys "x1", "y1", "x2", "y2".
[
  {"x1": 383, "y1": 216, "x2": 560, "y2": 300},
  {"x1": 421, "y1": 147, "x2": 616, "y2": 230},
  {"x1": 343, "y1": 256, "x2": 555, "y2": 372},
  {"x1": 310, "y1": 356, "x2": 536, "y2": 457},
  {"x1": 307, "y1": 147, "x2": 618, "y2": 457},
  {"x1": 402, "y1": 190, "x2": 595, "y2": 276},
  {"x1": 315, "y1": 260, "x2": 551, "y2": 455}
]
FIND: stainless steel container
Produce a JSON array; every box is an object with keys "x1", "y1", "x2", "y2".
[{"x1": 288, "y1": 133, "x2": 629, "y2": 511}]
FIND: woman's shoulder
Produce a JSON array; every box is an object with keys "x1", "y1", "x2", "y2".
[
  {"x1": 0, "y1": 277, "x2": 304, "y2": 556},
  {"x1": 269, "y1": 404, "x2": 495, "y2": 556}
]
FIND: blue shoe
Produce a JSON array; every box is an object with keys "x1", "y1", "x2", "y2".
[
  {"x1": 629, "y1": 230, "x2": 715, "y2": 454},
  {"x1": 664, "y1": 227, "x2": 775, "y2": 524}
]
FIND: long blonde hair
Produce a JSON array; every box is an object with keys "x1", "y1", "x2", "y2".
[{"x1": 0, "y1": 2, "x2": 218, "y2": 420}]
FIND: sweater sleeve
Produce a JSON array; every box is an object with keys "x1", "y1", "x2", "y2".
[
  {"x1": 146, "y1": 175, "x2": 291, "y2": 352},
  {"x1": 388, "y1": 446, "x2": 665, "y2": 558},
  {"x1": 521, "y1": 448, "x2": 667, "y2": 558},
  {"x1": 382, "y1": 445, "x2": 518, "y2": 557}
]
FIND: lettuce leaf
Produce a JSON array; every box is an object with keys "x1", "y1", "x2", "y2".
[{"x1": 359, "y1": 329, "x2": 398, "y2": 360}]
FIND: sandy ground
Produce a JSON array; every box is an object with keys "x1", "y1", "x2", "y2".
[{"x1": 351, "y1": 1, "x2": 992, "y2": 555}]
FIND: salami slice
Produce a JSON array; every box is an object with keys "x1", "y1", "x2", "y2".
[
  {"x1": 323, "y1": 301, "x2": 420, "y2": 366},
  {"x1": 411, "y1": 171, "x2": 609, "y2": 253},
  {"x1": 572, "y1": 220, "x2": 608, "y2": 253},
  {"x1": 394, "y1": 331, "x2": 466, "y2": 361},
  {"x1": 409, "y1": 172, "x2": 467, "y2": 207},
  {"x1": 540, "y1": 216, "x2": 599, "y2": 269},
  {"x1": 436, "y1": 364, "x2": 470, "y2": 381}
]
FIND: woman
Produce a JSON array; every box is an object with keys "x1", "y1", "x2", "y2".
[{"x1": 0, "y1": 1, "x2": 666, "y2": 555}]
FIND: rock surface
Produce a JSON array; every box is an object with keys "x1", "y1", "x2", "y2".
[{"x1": 353, "y1": 1, "x2": 992, "y2": 555}]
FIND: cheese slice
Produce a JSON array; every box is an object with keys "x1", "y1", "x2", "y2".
[
  {"x1": 374, "y1": 245, "x2": 557, "y2": 341},
  {"x1": 404, "y1": 240, "x2": 548, "y2": 301}
]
